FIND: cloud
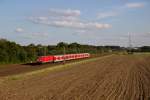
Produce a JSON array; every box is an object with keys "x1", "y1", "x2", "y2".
[
  {"x1": 37, "y1": 16, "x2": 48, "y2": 21},
  {"x1": 31, "y1": 32, "x2": 49, "y2": 37},
  {"x1": 21, "y1": 32, "x2": 49, "y2": 39},
  {"x1": 49, "y1": 8, "x2": 81, "y2": 17},
  {"x1": 29, "y1": 8, "x2": 111, "y2": 30},
  {"x1": 97, "y1": 12, "x2": 118, "y2": 19},
  {"x1": 15, "y1": 28, "x2": 24, "y2": 33},
  {"x1": 96, "y1": 2, "x2": 146, "y2": 19},
  {"x1": 126, "y1": 2, "x2": 145, "y2": 8},
  {"x1": 30, "y1": 17, "x2": 111, "y2": 30},
  {"x1": 135, "y1": 32, "x2": 150, "y2": 37},
  {"x1": 14, "y1": 27, "x2": 49, "y2": 39},
  {"x1": 76, "y1": 30, "x2": 86, "y2": 33}
]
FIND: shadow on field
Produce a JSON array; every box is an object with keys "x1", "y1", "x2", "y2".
[{"x1": 22, "y1": 62, "x2": 42, "y2": 66}]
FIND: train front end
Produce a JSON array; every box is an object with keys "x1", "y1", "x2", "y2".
[{"x1": 37, "y1": 56, "x2": 54, "y2": 63}]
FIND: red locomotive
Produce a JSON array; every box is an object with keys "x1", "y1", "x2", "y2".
[{"x1": 37, "y1": 53, "x2": 90, "y2": 63}]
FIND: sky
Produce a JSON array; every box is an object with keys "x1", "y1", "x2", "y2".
[{"x1": 0, "y1": 0, "x2": 150, "y2": 47}]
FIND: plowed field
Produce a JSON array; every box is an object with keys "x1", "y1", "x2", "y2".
[{"x1": 0, "y1": 54, "x2": 150, "y2": 100}]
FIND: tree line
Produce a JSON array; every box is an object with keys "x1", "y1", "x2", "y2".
[{"x1": 0, "y1": 39, "x2": 149, "y2": 64}]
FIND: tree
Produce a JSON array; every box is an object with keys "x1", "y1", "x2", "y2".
[
  {"x1": 57, "y1": 42, "x2": 68, "y2": 48},
  {"x1": 140, "y1": 46, "x2": 150, "y2": 52}
]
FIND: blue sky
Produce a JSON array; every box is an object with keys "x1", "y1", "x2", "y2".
[{"x1": 0, "y1": 0, "x2": 150, "y2": 47}]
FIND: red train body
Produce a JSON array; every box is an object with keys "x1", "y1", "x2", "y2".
[{"x1": 37, "y1": 53, "x2": 90, "y2": 63}]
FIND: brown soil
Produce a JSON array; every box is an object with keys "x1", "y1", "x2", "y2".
[
  {"x1": 0, "y1": 58, "x2": 92, "y2": 77},
  {"x1": 0, "y1": 54, "x2": 102, "y2": 77},
  {"x1": 0, "y1": 62, "x2": 61, "y2": 77},
  {"x1": 0, "y1": 54, "x2": 150, "y2": 100}
]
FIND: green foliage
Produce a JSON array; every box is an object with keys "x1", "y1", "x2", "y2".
[
  {"x1": 139, "y1": 46, "x2": 150, "y2": 52},
  {"x1": 0, "y1": 39, "x2": 28, "y2": 63},
  {"x1": 0, "y1": 39, "x2": 128, "y2": 64}
]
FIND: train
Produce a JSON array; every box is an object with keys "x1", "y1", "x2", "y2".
[{"x1": 36, "y1": 53, "x2": 90, "y2": 63}]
